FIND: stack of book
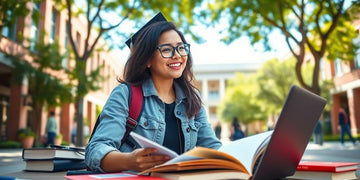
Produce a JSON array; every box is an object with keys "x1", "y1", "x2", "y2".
[
  {"x1": 289, "y1": 161, "x2": 360, "y2": 180},
  {"x1": 22, "y1": 146, "x2": 87, "y2": 172}
]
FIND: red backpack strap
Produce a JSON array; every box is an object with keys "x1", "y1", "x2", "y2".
[{"x1": 121, "y1": 84, "x2": 143, "y2": 144}]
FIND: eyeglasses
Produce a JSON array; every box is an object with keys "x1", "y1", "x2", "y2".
[{"x1": 157, "y1": 43, "x2": 190, "y2": 58}]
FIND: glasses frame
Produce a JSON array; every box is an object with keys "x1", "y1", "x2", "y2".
[{"x1": 157, "y1": 43, "x2": 190, "y2": 58}]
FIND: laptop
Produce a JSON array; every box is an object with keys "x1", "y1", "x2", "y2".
[{"x1": 252, "y1": 85, "x2": 327, "y2": 180}]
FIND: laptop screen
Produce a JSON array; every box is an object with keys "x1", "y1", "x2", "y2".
[{"x1": 252, "y1": 85, "x2": 326, "y2": 180}]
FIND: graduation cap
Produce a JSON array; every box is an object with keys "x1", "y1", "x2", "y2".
[{"x1": 125, "y1": 12, "x2": 167, "y2": 50}]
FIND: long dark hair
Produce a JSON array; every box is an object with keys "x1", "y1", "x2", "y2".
[{"x1": 118, "y1": 21, "x2": 201, "y2": 118}]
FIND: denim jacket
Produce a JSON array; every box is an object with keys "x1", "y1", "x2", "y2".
[{"x1": 85, "y1": 78, "x2": 222, "y2": 172}]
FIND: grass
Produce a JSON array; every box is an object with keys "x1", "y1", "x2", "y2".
[{"x1": 311, "y1": 134, "x2": 360, "y2": 142}]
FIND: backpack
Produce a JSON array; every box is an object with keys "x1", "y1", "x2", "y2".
[{"x1": 89, "y1": 83, "x2": 144, "y2": 145}]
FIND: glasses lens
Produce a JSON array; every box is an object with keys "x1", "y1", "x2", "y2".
[
  {"x1": 176, "y1": 44, "x2": 190, "y2": 56},
  {"x1": 159, "y1": 45, "x2": 173, "y2": 58}
]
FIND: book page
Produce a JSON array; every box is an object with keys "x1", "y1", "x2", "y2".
[
  {"x1": 218, "y1": 130, "x2": 273, "y2": 174},
  {"x1": 129, "y1": 132, "x2": 179, "y2": 159}
]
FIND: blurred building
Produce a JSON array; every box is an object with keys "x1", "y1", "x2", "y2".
[
  {"x1": 321, "y1": 20, "x2": 360, "y2": 135},
  {"x1": 0, "y1": 0, "x2": 123, "y2": 143},
  {"x1": 193, "y1": 63, "x2": 262, "y2": 140}
]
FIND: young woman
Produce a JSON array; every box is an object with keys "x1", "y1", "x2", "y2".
[{"x1": 85, "y1": 20, "x2": 222, "y2": 173}]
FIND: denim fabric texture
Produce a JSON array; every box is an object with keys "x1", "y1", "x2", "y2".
[{"x1": 85, "y1": 78, "x2": 222, "y2": 172}]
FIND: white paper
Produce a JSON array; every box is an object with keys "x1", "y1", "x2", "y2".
[
  {"x1": 218, "y1": 130, "x2": 273, "y2": 174},
  {"x1": 129, "y1": 131, "x2": 179, "y2": 159}
]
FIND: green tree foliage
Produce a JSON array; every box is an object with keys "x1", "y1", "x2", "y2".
[
  {"x1": 206, "y1": 0, "x2": 360, "y2": 95},
  {"x1": 7, "y1": 34, "x2": 73, "y2": 142},
  {"x1": 255, "y1": 58, "x2": 298, "y2": 115},
  {"x1": 217, "y1": 73, "x2": 265, "y2": 125}
]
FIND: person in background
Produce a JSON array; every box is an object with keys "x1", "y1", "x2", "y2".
[
  {"x1": 44, "y1": 111, "x2": 57, "y2": 147},
  {"x1": 313, "y1": 120, "x2": 323, "y2": 145},
  {"x1": 71, "y1": 122, "x2": 77, "y2": 145},
  {"x1": 230, "y1": 117, "x2": 245, "y2": 141},
  {"x1": 338, "y1": 106, "x2": 357, "y2": 146},
  {"x1": 214, "y1": 121, "x2": 222, "y2": 140},
  {"x1": 85, "y1": 13, "x2": 222, "y2": 173}
]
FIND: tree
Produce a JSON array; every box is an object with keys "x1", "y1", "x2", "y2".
[
  {"x1": 207, "y1": 0, "x2": 359, "y2": 95},
  {"x1": 55, "y1": 0, "x2": 205, "y2": 146},
  {"x1": 7, "y1": 35, "x2": 73, "y2": 144},
  {"x1": 255, "y1": 58, "x2": 298, "y2": 115},
  {"x1": 217, "y1": 73, "x2": 266, "y2": 127}
]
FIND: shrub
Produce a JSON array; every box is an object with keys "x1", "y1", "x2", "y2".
[{"x1": 0, "y1": 141, "x2": 22, "y2": 148}]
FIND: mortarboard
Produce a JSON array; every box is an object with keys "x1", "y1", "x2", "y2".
[{"x1": 125, "y1": 12, "x2": 168, "y2": 50}]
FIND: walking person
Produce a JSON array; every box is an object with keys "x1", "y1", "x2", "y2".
[
  {"x1": 338, "y1": 106, "x2": 356, "y2": 146},
  {"x1": 44, "y1": 111, "x2": 57, "y2": 147},
  {"x1": 85, "y1": 13, "x2": 221, "y2": 173},
  {"x1": 214, "y1": 121, "x2": 222, "y2": 140},
  {"x1": 313, "y1": 120, "x2": 323, "y2": 145},
  {"x1": 230, "y1": 117, "x2": 245, "y2": 141}
]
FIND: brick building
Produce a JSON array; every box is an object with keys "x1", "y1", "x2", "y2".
[{"x1": 0, "y1": 0, "x2": 122, "y2": 144}]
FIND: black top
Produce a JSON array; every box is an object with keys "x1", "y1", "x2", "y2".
[{"x1": 163, "y1": 102, "x2": 184, "y2": 154}]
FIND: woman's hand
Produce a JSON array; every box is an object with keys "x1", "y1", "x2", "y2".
[
  {"x1": 127, "y1": 148, "x2": 170, "y2": 172},
  {"x1": 101, "y1": 148, "x2": 170, "y2": 172}
]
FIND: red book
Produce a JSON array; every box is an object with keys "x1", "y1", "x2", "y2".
[
  {"x1": 64, "y1": 172, "x2": 169, "y2": 180},
  {"x1": 296, "y1": 161, "x2": 359, "y2": 173}
]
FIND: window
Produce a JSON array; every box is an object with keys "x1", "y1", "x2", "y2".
[
  {"x1": 355, "y1": 51, "x2": 360, "y2": 69},
  {"x1": 49, "y1": 9, "x2": 57, "y2": 43},
  {"x1": 320, "y1": 59, "x2": 326, "y2": 80},
  {"x1": 62, "y1": 21, "x2": 69, "y2": 69},
  {"x1": 355, "y1": 34, "x2": 360, "y2": 69},
  {"x1": 2, "y1": 10, "x2": 16, "y2": 40},
  {"x1": 334, "y1": 58, "x2": 343, "y2": 76},
  {"x1": 30, "y1": 2, "x2": 41, "y2": 51}
]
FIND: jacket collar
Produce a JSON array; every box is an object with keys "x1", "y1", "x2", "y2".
[{"x1": 142, "y1": 78, "x2": 186, "y2": 102}]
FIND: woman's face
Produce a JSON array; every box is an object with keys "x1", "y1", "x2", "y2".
[{"x1": 147, "y1": 30, "x2": 188, "y2": 81}]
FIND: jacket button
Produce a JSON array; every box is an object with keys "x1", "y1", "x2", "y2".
[
  {"x1": 144, "y1": 122, "x2": 148, "y2": 126},
  {"x1": 186, "y1": 127, "x2": 190, "y2": 132},
  {"x1": 176, "y1": 111, "x2": 181, "y2": 115}
]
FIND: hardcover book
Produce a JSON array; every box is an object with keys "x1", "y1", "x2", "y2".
[
  {"x1": 22, "y1": 147, "x2": 85, "y2": 160},
  {"x1": 25, "y1": 159, "x2": 86, "y2": 172},
  {"x1": 296, "y1": 161, "x2": 359, "y2": 172},
  {"x1": 64, "y1": 172, "x2": 169, "y2": 180},
  {"x1": 289, "y1": 170, "x2": 358, "y2": 180},
  {"x1": 133, "y1": 130, "x2": 273, "y2": 179},
  {"x1": 150, "y1": 169, "x2": 251, "y2": 180}
]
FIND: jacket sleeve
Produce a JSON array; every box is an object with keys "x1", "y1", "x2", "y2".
[{"x1": 85, "y1": 84, "x2": 130, "y2": 172}]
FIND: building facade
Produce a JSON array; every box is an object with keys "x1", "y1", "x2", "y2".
[
  {"x1": 319, "y1": 18, "x2": 360, "y2": 136},
  {"x1": 0, "y1": 0, "x2": 123, "y2": 144},
  {"x1": 193, "y1": 62, "x2": 262, "y2": 139}
]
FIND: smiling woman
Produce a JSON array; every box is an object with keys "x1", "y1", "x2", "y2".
[{"x1": 85, "y1": 12, "x2": 222, "y2": 173}]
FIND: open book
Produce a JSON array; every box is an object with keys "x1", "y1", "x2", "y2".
[{"x1": 130, "y1": 131, "x2": 273, "y2": 178}]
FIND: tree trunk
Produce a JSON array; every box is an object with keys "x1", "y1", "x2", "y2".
[
  {"x1": 75, "y1": 97, "x2": 84, "y2": 146},
  {"x1": 31, "y1": 101, "x2": 43, "y2": 146}
]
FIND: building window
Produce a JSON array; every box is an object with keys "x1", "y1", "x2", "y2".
[
  {"x1": 334, "y1": 58, "x2": 343, "y2": 76},
  {"x1": 355, "y1": 34, "x2": 360, "y2": 69},
  {"x1": 62, "y1": 21, "x2": 69, "y2": 69},
  {"x1": 320, "y1": 58, "x2": 326, "y2": 80},
  {"x1": 49, "y1": 9, "x2": 57, "y2": 43},
  {"x1": 2, "y1": 10, "x2": 17, "y2": 40},
  {"x1": 30, "y1": 2, "x2": 41, "y2": 51},
  {"x1": 355, "y1": 51, "x2": 360, "y2": 69}
]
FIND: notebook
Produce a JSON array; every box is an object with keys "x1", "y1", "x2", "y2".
[{"x1": 251, "y1": 85, "x2": 327, "y2": 180}]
